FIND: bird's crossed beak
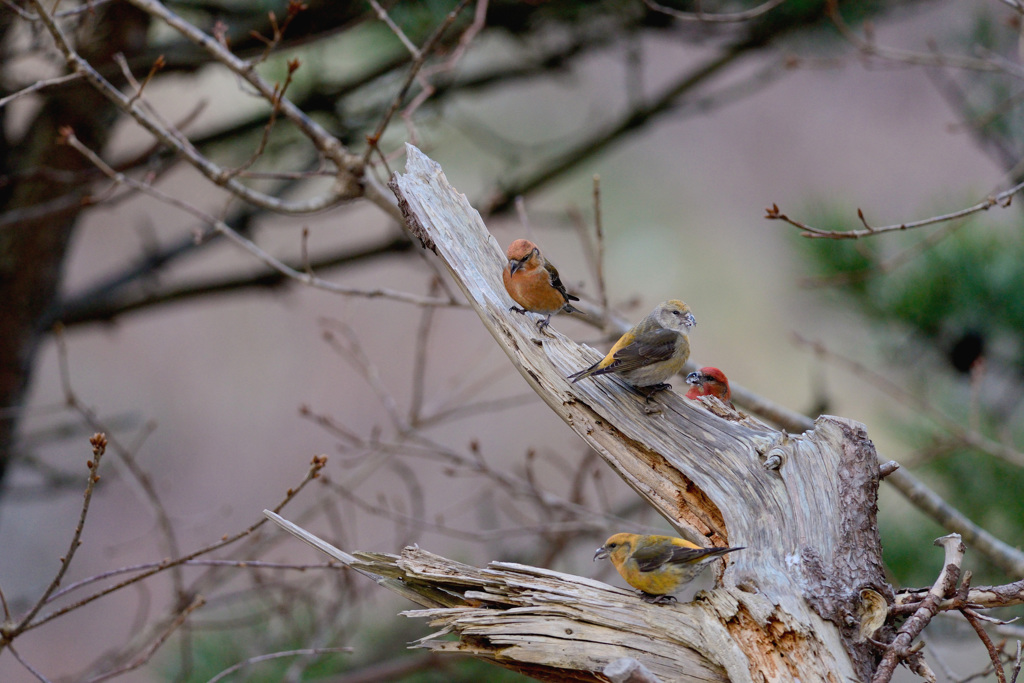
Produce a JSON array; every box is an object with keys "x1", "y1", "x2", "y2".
[
  {"x1": 593, "y1": 546, "x2": 609, "y2": 561},
  {"x1": 683, "y1": 312, "x2": 696, "y2": 328},
  {"x1": 508, "y1": 258, "x2": 524, "y2": 275},
  {"x1": 685, "y1": 371, "x2": 704, "y2": 387}
]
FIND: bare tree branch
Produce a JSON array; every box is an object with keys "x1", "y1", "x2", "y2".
[
  {"x1": 872, "y1": 534, "x2": 965, "y2": 683},
  {"x1": 28, "y1": 0, "x2": 366, "y2": 215}
]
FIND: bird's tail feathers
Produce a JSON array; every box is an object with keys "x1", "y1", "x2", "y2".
[{"x1": 568, "y1": 364, "x2": 597, "y2": 382}]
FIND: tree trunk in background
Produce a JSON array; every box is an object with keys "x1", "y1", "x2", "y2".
[{"x1": 0, "y1": 2, "x2": 150, "y2": 487}]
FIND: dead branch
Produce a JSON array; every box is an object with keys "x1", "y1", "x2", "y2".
[
  {"x1": 765, "y1": 191, "x2": 1019, "y2": 239},
  {"x1": 894, "y1": 578, "x2": 1024, "y2": 613},
  {"x1": 28, "y1": 0, "x2": 368, "y2": 215},
  {"x1": 872, "y1": 534, "x2": 965, "y2": 683}
]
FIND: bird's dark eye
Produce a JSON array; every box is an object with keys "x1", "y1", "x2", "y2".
[{"x1": 672, "y1": 310, "x2": 681, "y2": 316}]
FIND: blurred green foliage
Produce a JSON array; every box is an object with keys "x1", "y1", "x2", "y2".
[
  {"x1": 162, "y1": 600, "x2": 533, "y2": 682},
  {"x1": 162, "y1": 613, "x2": 349, "y2": 682},
  {"x1": 796, "y1": 208, "x2": 1024, "y2": 586}
]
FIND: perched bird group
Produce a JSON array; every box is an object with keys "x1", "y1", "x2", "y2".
[
  {"x1": 502, "y1": 238, "x2": 732, "y2": 411},
  {"x1": 502, "y1": 238, "x2": 742, "y2": 603}
]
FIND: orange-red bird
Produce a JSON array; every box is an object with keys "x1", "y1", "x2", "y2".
[
  {"x1": 685, "y1": 367, "x2": 732, "y2": 404},
  {"x1": 502, "y1": 239, "x2": 580, "y2": 330}
]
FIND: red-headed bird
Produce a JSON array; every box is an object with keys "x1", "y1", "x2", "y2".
[
  {"x1": 685, "y1": 367, "x2": 732, "y2": 405},
  {"x1": 568, "y1": 300, "x2": 695, "y2": 404},
  {"x1": 502, "y1": 239, "x2": 580, "y2": 330},
  {"x1": 594, "y1": 533, "x2": 744, "y2": 604}
]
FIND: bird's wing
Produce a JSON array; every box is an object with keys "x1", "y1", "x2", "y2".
[
  {"x1": 543, "y1": 259, "x2": 579, "y2": 303},
  {"x1": 665, "y1": 544, "x2": 722, "y2": 565},
  {"x1": 630, "y1": 540, "x2": 677, "y2": 572},
  {"x1": 600, "y1": 328, "x2": 680, "y2": 375}
]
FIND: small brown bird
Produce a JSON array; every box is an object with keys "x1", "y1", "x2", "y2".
[
  {"x1": 568, "y1": 300, "x2": 695, "y2": 404},
  {"x1": 685, "y1": 367, "x2": 732, "y2": 405},
  {"x1": 502, "y1": 239, "x2": 580, "y2": 330},
  {"x1": 595, "y1": 533, "x2": 744, "y2": 604}
]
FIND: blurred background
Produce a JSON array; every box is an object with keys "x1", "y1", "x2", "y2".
[{"x1": 2, "y1": 0, "x2": 1023, "y2": 680}]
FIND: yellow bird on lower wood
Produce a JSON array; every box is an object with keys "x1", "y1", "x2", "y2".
[{"x1": 594, "y1": 533, "x2": 744, "y2": 604}]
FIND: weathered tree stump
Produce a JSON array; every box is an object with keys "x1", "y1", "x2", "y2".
[{"x1": 268, "y1": 145, "x2": 893, "y2": 682}]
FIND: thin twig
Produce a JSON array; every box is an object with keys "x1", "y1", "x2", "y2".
[
  {"x1": 826, "y1": 0, "x2": 1019, "y2": 75},
  {"x1": 8, "y1": 644, "x2": 54, "y2": 683},
  {"x1": 798, "y1": 216, "x2": 970, "y2": 288},
  {"x1": 765, "y1": 187, "x2": 1018, "y2": 239},
  {"x1": 3, "y1": 0, "x2": 117, "y2": 19},
  {"x1": 323, "y1": 477, "x2": 606, "y2": 543},
  {"x1": 409, "y1": 285, "x2": 438, "y2": 425},
  {"x1": 59, "y1": 129, "x2": 450, "y2": 307},
  {"x1": 926, "y1": 66, "x2": 1022, "y2": 173},
  {"x1": 205, "y1": 647, "x2": 353, "y2": 683},
  {"x1": 224, "y1": 58, "x2": 301, "y2": 179},
  {"x1": 0, "y1": 72, "x2": 83, "y2": 108},
  {"x1": 961, "y1": 608, "x2": 1007, "y2": 683},
  {"x1": 367, "y1": 0, "x2": 420, "y2": 57},
  {"x1": 114, "y1": 52, "x2": 166, "y2": 107},
  {"x1": 0, "y1": 433, "x2": 107, "y2": 651},
  {"x1": 399, "y1": 0, "x2": 489, "y2": 143},
  {"x1": 55, "y1": 234, "x2": 424, "y2": 328},
  {"x1": 319, "y1": 317, "x2": 407, "y2": 433},
  {"x1": 482, "y1": 38, "x2": 754, "y2": 214},
  {"x1": 48, "y1": 560, "x2": 337, "y2": 604},
  {"x1": 53, "y1": 326, "x2": 189, "y2": 619},
  {"x1": 362, "y1": 0, "x2": 474, "y2": 164},
  {"x1": 792, "y1": 333, "x2": 1024, "y2": 470},
  {"x1": 83, "y1": 596, "x2": 206, "y2": 683},
  {"x1": 19, "y1": 455, "x2": 327, "y2": 634},
  {"x1": 28, "y1": 0, "x2": 367, "y2": 215},
  {"x1": 591, "y1": 174, "x2": 610, "y2": 329},
  {"x1": 643, "y1": 0, "x2": 786, "y2": 23},
  {"x1": 920, "y1": 634, "x2": 960, "y2": 682}
]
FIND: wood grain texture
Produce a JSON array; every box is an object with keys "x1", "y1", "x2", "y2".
[{"x1": 333, "y1": 144, "x2": 893, "y2": 681}]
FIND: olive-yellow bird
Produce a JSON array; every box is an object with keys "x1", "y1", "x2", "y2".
[
  {"x1": 594, "y1": 533, "x2": 743, "y2": 604},
  {"x1": 568, "y1": 300, "x2": 695, "y2": 401},
  {"x1": 502, "y1": 239, "x2": 580, "y2": 330}
]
